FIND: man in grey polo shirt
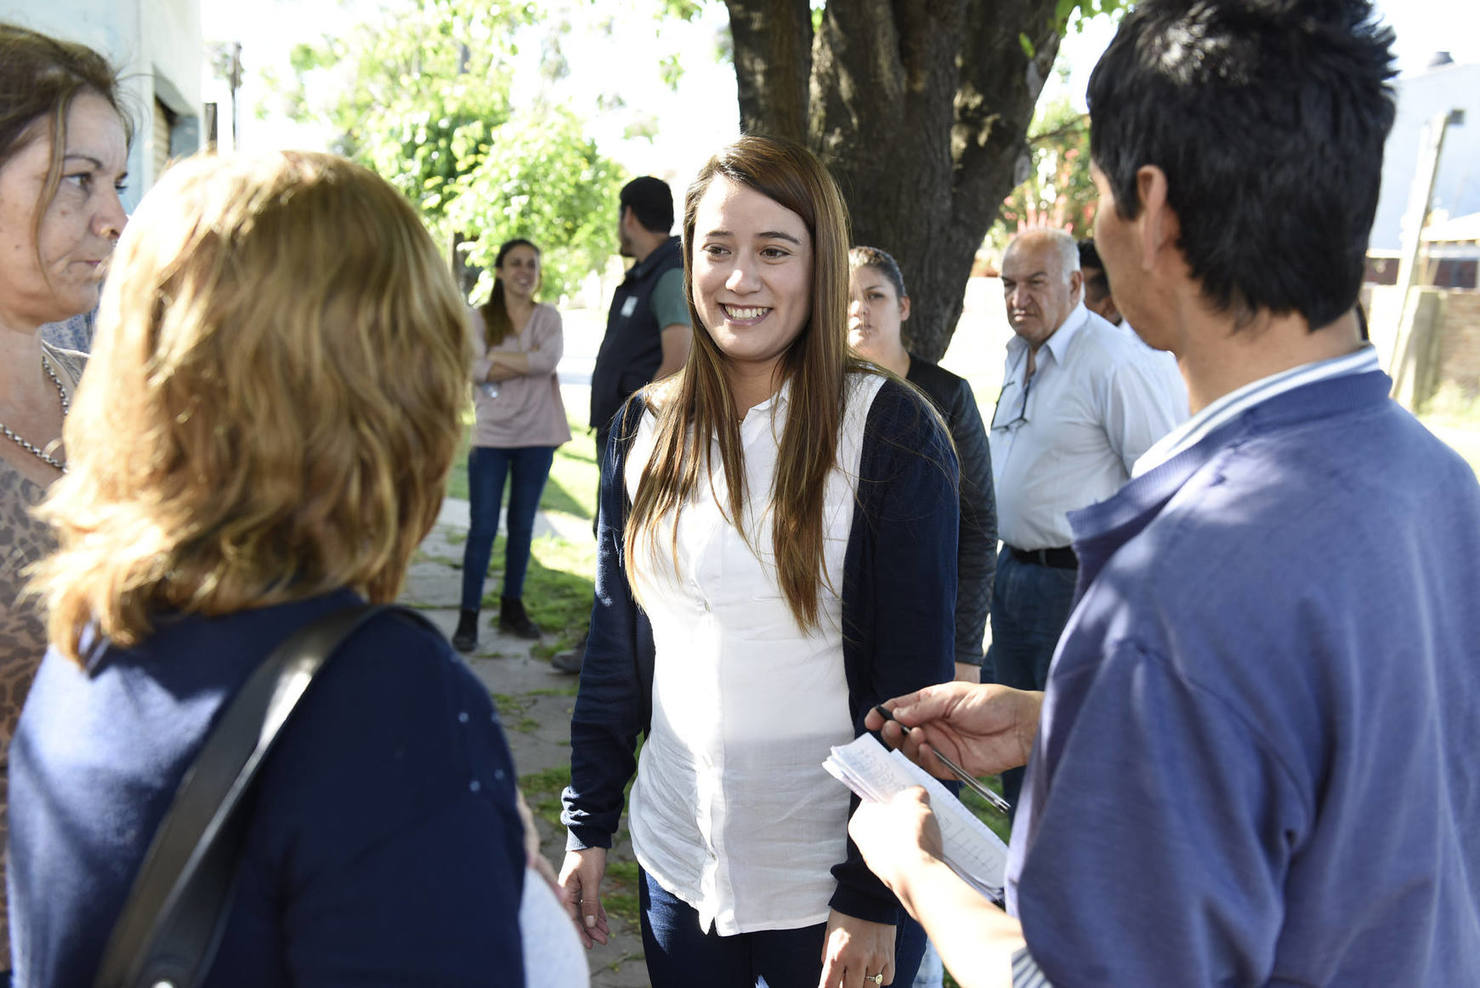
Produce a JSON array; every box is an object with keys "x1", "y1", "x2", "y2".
[{"x1": 985, "y1": 228, "x2": 1184, "y2": 810}]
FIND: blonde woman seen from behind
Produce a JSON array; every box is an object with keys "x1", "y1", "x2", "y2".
[{"x1": 10, "y1": 152, "x2": 538, "y2": 986}]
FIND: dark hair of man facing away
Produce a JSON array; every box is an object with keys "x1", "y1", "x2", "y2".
[
  {"x1": 620, "y1": 176, "x2": 675, "y2": 234},
  {"x1": 1086, "y1": 0, "x2": 1396, "y2": 331}
]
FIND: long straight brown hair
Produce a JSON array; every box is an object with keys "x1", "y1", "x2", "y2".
[{"x1": 625, "y1": 135, "x2": 861, "y2": 632}]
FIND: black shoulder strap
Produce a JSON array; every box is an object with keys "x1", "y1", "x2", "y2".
[{"x1": 93, "y1": 603, "x2": 436, "y2": 988}]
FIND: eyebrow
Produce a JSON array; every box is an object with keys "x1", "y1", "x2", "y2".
[
  {"x1": 704, "y1": 228, "x2": 805, "y2": 246},
  {"x1": 62, "y1": 153, "x2": 127, "y2": 183}
]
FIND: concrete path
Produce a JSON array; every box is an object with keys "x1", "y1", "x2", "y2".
[{"x1": 402, "y1": 498, "x2": 650, "y2": 987}]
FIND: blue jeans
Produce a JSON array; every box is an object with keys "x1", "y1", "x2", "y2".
[
  {"x1": 640, "y1": 870, "x2": 926, "y2": 988},
  {"x1": 458, "y1": 445, "x2": 555, "y2": 612},
  {"x1": 982, "y1": 547, "x2": 1078, "y2": 812}
]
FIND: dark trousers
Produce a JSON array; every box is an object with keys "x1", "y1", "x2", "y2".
[
  {"x1": 640, "y1": 870, "x2": 927, "y2": 988},
  {"x1": 458, "y1": 445, "x2": 555, "y2": 611},
  {"x1": 983, "y1": 546, "x2": 1078, "y2": 813}
]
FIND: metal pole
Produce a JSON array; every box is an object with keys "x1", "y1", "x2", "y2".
[{"x1": 1389, "y1": 108, "x2": 1463, "y2": 406}]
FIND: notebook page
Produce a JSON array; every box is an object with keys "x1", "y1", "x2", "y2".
[{"x1": 824, "y1": 734, "x2": 1008, "y2": 900}]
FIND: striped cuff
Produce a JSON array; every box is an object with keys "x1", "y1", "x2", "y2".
[{"x1": 1012, "y1": 945, "x2": 1053, "y2": 987}]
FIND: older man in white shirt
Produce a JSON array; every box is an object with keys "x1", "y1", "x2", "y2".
[{"x1": 986, "y1": 228, "x2": 1185, "y2": 811}]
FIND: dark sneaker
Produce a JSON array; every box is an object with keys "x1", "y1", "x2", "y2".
[
  {"x1": 451, "y1": 609, "x2": 479, "y2": 653},
  {"x1": 550, "y1": 632, "x2": 587, "y2": 674},
  {"x1": 498, "y1": 596, "x2": 541, "y2": 640}
]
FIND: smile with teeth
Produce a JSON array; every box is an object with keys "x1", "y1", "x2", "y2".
[{"x1": 723, "y1": 304, "x2": 771, "y2": 322}]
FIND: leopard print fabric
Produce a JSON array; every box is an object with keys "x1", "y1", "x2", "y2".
[{"x1": 0, "y1": 341, "x2": 84, "y2": 958}]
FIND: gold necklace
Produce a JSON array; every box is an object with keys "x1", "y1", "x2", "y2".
[{"x1": 0, "y1": 355, "x2": 70, "y2": 472}]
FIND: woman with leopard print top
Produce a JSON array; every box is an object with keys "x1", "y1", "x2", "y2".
[{"x1": 0, "y1": 22, "x2": 131, "y2": 963}]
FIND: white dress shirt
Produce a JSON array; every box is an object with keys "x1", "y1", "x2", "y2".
[
  {"x1": 623, "y1": 373, "x2": 887, "y2": 935},
  {"x1": 988, "y1": 304, "x2": 1187, "y2": 550},
  {"x1": 1117, "y1": 320, "x2": 1189, "y2": 416}
]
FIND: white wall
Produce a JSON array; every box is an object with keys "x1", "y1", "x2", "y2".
[
  {"x1": 1, "y1": 0, "x2": 203, "y2": 210},
  {"x1": 1371, "y1": 61, "x2": 1480, "y2": 251}
]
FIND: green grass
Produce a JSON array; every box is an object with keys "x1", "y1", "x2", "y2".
[
  {"x1": 518, "y1": 764, "x2": 572, "y2": 828},
  {"x1": 960, "y1": 777, "x2": 1012, "y2": 844}
]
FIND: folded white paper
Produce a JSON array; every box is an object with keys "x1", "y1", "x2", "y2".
[{"x1": 824, "y1": 733, "x2": 1009, "y2": 901}]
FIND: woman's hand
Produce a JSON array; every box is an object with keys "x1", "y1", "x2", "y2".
[
  {"x1": 556, "y1": 847, "x2": 610, "y2": 948},
  {"x1": 818, "y1": 909, "x2": 897, "y2": 988}
]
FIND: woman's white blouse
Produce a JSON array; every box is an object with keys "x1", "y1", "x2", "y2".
[{"x1": 624, "y1": 374, "x2": 887, "y2": 935}]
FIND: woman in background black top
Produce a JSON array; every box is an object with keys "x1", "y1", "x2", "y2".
[{"x1": 847, "y1": 246, "x2": 997, "y2": 683}]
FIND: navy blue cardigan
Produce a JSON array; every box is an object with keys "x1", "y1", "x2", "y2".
[{"x1": 562, "y1": 375, "x2": 958, "y2": 925}]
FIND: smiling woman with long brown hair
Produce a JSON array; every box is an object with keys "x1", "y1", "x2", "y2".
[{"x1": 559, "y1": 136, "x2": 959, "y2": 988}]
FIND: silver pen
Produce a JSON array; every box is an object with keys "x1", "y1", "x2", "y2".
[{"x1": 873, "y1": 704, "x2": 1012, "y2": 815}]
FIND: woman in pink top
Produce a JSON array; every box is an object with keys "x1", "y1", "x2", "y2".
[{"x1": 453, "y1": 238, "x2": 571, "y2": 651}]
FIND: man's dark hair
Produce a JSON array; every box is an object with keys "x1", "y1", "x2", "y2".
[
  {"x1": 1087, "y1": 0, "x2": 1396, "y2": 330},
  {"x1": 1077, "y1": 238, "x2": 1112, "y2": 304},
  {"x1": 620, "y1": 176, "x2": 675, "y2": 234}
]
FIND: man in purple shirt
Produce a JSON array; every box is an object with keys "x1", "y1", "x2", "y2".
[{"x1": 848, "y1": 2, "x2": 1480, "y2": 985}]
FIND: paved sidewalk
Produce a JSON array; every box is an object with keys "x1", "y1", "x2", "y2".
[{"x1": 402, "y1": 498, "x2": 650, "y2": 987}]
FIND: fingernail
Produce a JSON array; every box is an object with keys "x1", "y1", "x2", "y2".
[{"x1": 585, "y1": 914, "x2": 596, "y2": 927}]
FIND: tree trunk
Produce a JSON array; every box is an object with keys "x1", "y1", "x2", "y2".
[
  {"x1": 723, "y1": 0, "x2": 813, "y2": 143},
  {"x1": 723, "y1": 0, "x2": 1063, "y2": 361}
]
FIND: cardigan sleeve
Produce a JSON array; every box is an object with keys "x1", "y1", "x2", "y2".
[
  {"x1": 831, "y1": 377, "x2": 960, "y2": 923},
  {"x1": 948, "y1": 376, "x2": 997, "y2": 666},
  {"x1": 561, "y1": 398, "x2": 654, "y2": 851}
]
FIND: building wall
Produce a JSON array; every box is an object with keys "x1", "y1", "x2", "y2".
[
  {"x1": 1435, "y1": 291, "x2": 1480, "y2": 398},
  {"x1": 1370, "y1": 61, "x2": 1480, "y2": 253},
  {"x1": 1369, "y1": 284, "x2": 1480, "y2": 407},
  {"x1": 0, "y1": 0, "x2": 203, "y2": 211}
]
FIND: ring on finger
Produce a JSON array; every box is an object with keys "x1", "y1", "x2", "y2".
[{"x1": 865, "y1": 975, "x2": 884, "y2": 986}]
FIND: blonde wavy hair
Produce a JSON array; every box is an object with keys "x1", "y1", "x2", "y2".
[
  {"x1": 626, "y1": 136, "x2": 861, "y2": 632},
  {"x1": 32, "y1": 151, "x2": 470, "y2": 661}
]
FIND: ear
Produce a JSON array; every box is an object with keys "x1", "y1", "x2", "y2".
[
  {"x1": 1135, "y1": 165, "x2": 1181, "y2": 271},
  {"x1": 1069, "y1": 269, "x2": 1084, "y2": 306},
  {"x1": 899, "y1": 296, "x2": 911, "y2": 322}
]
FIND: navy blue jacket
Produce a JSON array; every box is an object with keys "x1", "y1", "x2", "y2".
[
  {"x1": 9, "y1": 591, "x2": 526, "y2": 986},
  {"x1": 562, "y1": 375, "x2": 958, "y2": 925}
]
